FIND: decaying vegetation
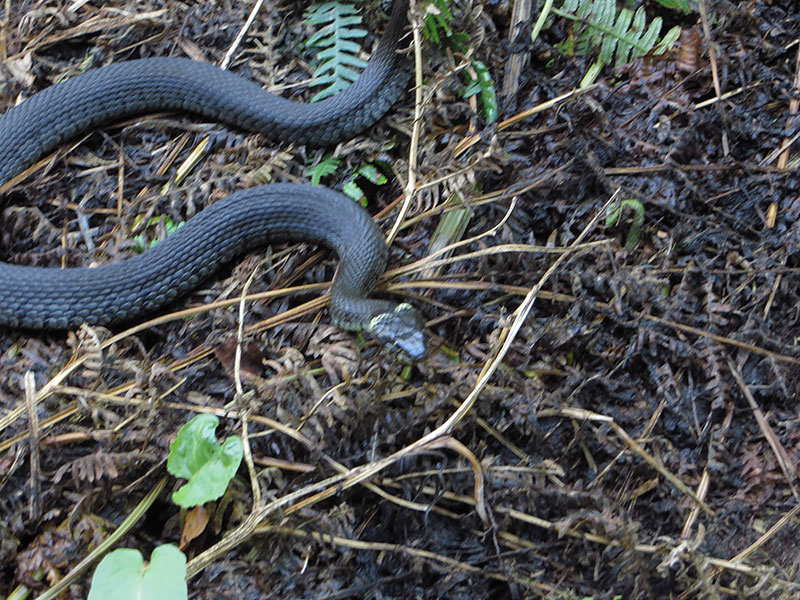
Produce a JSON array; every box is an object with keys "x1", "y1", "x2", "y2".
[{"x1": 1, "y1": 1, "x2": 798, "y2": 598}]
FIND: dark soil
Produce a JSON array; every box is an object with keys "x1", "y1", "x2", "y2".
[{"x1": 1, "y1": 1, "x2": 799, "y2": 598}]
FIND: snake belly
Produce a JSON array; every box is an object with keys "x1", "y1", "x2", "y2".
[{"x1": 0, "y1": 0, "x2": 426, "y2": 359}]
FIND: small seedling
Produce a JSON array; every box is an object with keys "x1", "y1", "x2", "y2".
[{"x1": 605, "y1": 198, "x2": 645, "y2": 249}]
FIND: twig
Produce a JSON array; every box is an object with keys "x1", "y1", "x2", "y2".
[
  {"x1": 388, "y1": 0, "x2": 421, "y2": 244},
  {"x1": 727, "y1": 358, "x2": 799, "y2": 499},
  {"x1": 221, "y1": 0, "x2": 266, "y2": 70},
  {"x1": 24, "y1": 372, "x2": 41, "y2": 522}
]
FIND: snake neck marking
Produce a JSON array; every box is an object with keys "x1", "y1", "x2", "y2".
[{"x1": 368, "y1": 303, "x2": 427, "y2": 360}]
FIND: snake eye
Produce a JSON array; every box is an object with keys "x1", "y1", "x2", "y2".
[{"x1": 369, "y1": 303, "x2": 427, "y2": 360}]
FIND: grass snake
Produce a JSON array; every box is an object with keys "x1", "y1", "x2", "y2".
[{"x1": 0, "y1": 0, "x2": 426, "y2": 359}]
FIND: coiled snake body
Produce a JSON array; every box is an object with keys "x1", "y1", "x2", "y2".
[{"x1": 0, "y1": 0, "x2": 426, "y2": 359}]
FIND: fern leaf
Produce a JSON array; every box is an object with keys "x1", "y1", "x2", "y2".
[
  {"x1": 306, "y1": 2, "x2": 368, "y2": 102},
  {"x1": 552, "y1": 0, "x2": 681, "y2": 85},
  {"x1": 422, "y1": 0, "x2": 456, "y2": 46},
  {"x1": 562, "y1": 0, "x2": 579, "y2": 12},
  {"x1": 655, "y1": 24, "x2": 681, "y2": 55},
  {"x1": 637, "y1": 13, "x2": 664, "y2": 53},
  {"x1": 420, "y1": 0, "x2": 496, "y2": 124},
  {"x1": 307, "y1": 153, "x2": 341, "y2": 185},
  {"x1": 607, "y1": 8, "x2": 634, "y2": 65}
]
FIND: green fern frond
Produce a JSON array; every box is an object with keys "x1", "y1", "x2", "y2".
[
  {"x1": 343, "y1": 163, "x2": 388, "y2": 206},
  {"x1": 306, "y1": 2, "x2": 368, "y2": 102},
  {"x1": 552, "y1": 0, "x2": 681, "y2": 86},
  {"x1": 422, "y1": 0, "x2": 470, "y2": 51},
  {"x1": 307, "y1": 152, "x2": 341, "y2": 185},
  {"x1": 423, "y1": 0, "x2": 455, "y2": 45},
  {"x1": 422, "y1": 0, "x2": 497, "y2": 123},
  {"x1": 307, "y1": 153, "x2": 389, "y2": 206}
]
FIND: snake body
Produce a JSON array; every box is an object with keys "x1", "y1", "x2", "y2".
[{"x1": 0, "y1": 0, "x2": 426, "y2": 359}]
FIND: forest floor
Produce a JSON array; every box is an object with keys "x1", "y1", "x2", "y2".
[{"x1": 1, "y1": 1, "x2": 799, "y2": 598}]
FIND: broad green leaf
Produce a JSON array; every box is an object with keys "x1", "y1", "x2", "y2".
[
  {"x1": 167, "y1": 414, "x2": 243, "y2": 507},
  {"x1": 88, "y1": 545, "x2": 187, "y2": 600}
]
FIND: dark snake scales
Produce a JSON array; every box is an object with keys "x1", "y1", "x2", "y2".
[{"x1": 0, "y1": 0, "x2": 426, "y2": 359}]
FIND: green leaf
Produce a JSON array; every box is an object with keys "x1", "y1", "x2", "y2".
[
  {"x1": 551, "y1": 0, "x2": 681, "y2": 79},
  {"x1": 462, "y1": 59, "x2": 498, "y2": 123},
  {"x1": 355, "y1": 163, "x2": 387, "y2": 185},
  {"x1": 605, "y1": 198, "x2": 645, "y2": 249},
  {"x1": 423, "y1": 2, "x2": 495, "y2": 121},
  {"x1": 307, "y1": 152, "x2": 342, "y2": 185},
  {"x1": 132, "y1": 215, "x2": 183, "y2": 252},
  {"x1": 422, "y1": 0, "x2": 470, "y2": 51},
  {"x1": 88, "y1": 546, "x2": 187, "y2": 600},
  {"x1": 167, "y1": 414, "x2": 243, "y2": 507},
  {"x1": 341, "y1": 162, "x2": 389, "y2": 205},
  {"x1": 306, "y1": 2, "x2": 368, "y2": 102},
  {"x1": 422, "y1": 0, "x2": 455, "y2": 46},
  {"x1": 342, "y1": 180, "x2": 366, "y2": 205},
  {"x1": 580, "y1": 60, "x2": 603, "y2": 87},
  {"x1": 655, "y1": 25, "x2": 682, "y2": 55},
  {"x1": 439, "y1": 345, "x2": 459, "y2": 361},
  {"x1": 654, "y1": 0, "x2": 691, "y2": 13}
]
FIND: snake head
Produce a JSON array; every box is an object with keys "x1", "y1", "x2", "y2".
[{"x1": 369, "y1": 303, "x2": 427, "y2": 361}]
